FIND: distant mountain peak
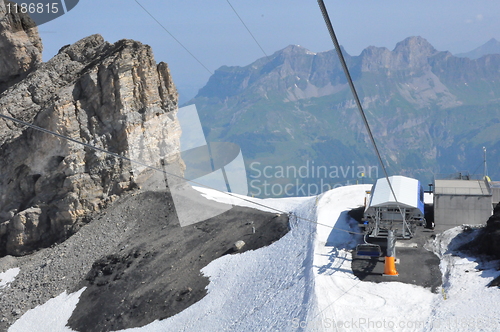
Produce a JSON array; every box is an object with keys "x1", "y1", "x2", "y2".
[
  {"x1": 273, "y1": 45, "x2": 321, "y2": 59},
  {"x1": 393, "y1": 36, "x2": 437, "y2": 55},
  {"x1": 455, "y1": 38, "x2": 500, "y2": 59},
  {"x1": 481, "y1": 38, "x2": 499, "y2": 49},
  {"x1": 281, "y1": 44, "x2": 309, "y2": 53},
  {"x1": 356, "y1": 36, "x2": 438, "y2": 71}
]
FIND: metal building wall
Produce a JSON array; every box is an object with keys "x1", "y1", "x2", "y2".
[
  {"x1": 491, "y1": 187, "x2": 500, "y2": 205},
  {"x1": 434, "y1": 194, "x2": 493, "y2": 232}
]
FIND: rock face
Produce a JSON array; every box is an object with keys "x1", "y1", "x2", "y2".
[
  {"x1": 0, "y1": 32, "x2": 181, "y2": 256},
  {"x1": 463, "y1": 203, "x2": 500, "y2": 259},
  {"x1": 0, "y1": 0, "x2": 43, "y2": 92}
]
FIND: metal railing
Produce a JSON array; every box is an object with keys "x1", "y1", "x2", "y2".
[{"x1": 434, "y1": 172, "x2": 485, "y2": 181}]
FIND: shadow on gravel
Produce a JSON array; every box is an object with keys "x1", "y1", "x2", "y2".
[{"x1": 67, "y1": 189, "x2": 289, "y2": 332}]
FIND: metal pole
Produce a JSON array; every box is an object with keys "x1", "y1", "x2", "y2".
[
  {"x1": 387, "y1": 230, "x2": 396, "y2": 258},
  {"x1": 483, "y1": 146, "x2": 488, "y2": 178},
  {"x1": 383, "y1": 229, "x2": 399, "y2": 276},
  {"x1": 317, "y1": 0, "x2": 408, "y2": 232}
]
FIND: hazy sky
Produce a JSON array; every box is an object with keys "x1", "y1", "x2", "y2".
[{"x1": 39, "y1": 0, "x2": 500, "y2": 103}]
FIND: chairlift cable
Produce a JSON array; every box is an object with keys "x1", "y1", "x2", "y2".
[
  {"x1": 225, "y1": 0, "x2": 269, "y2": 58},
  {"x1": 317, "y1": 0, "x2": 408, "y2": 231},
  {"x1": 133, "y1": 0, "x2": 213, "y2": 75}
]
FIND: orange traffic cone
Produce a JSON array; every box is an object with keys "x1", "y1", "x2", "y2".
[{"x1": 383, "y1": 256, "x2": 399, "y2": 276}]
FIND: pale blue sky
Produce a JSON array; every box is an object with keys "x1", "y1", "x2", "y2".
[{"x1": 39, "y1": 0, "x2": 500, "y2": 103}]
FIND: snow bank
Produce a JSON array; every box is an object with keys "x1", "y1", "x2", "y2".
[
  {"x1": 193, "y1": 185, "x2": 308, "y2": 213},
  {"x1": 8, "y1": 288, "x2": 86, "y2": 332},
  {"x1": 424, "y1": 227, "x2": 500, "y2": 331},
  {"x1": 0, "y1": 268, "x2": 20, "y2": 289}
]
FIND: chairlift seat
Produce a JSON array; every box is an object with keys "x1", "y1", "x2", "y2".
[{"x1": 356, "y1": 243, "x2": 382, "y2": 257}]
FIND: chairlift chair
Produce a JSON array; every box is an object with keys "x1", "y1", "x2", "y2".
[
  {"x1": 356, "y1": 234, "x2": 382, "y2": 257},
  {"x1": 355, "y1": 243, "x2": 382, "y2": 257}
]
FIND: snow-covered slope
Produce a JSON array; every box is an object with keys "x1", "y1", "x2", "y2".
[
  {"x1": 9, "y1": 289, "x2": 85, "y2": 332},
  {"x1": 7, "y1": 185, "x2": 500, "y2": 331},
  {"x1": 425, "y1": 228, "x2": 500, "y2": 331}
]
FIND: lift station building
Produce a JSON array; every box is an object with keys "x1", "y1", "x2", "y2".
[{"x1": 433, "y1": 174, "x2": 493, "y2": 232}]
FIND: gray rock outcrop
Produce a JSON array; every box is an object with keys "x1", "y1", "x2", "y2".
[
  {"x1": 0, "y1": 0, "x2": 43, "y2": 92},
  {"x1": 0, "y1": 31, "x2": 182, "y2": 255}
]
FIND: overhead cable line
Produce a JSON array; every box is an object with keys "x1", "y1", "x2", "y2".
[
  {"x1": 0, "y1": 112, "x2": 364, "y2": 236},
  {"x1": 225, "y1": 0, "x2": 293, "y2": 98},
  {"x1": 317, "y1": 0, "x2": 408, "y2": 230},
  {"x1": 225, "y1": 0, "x2": 269, "y2": 58},
  {"x1": 133, "y1": 0, "x2": 213, "y2": 75}
]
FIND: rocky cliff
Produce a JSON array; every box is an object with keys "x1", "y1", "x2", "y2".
[
  {"x1": 462, "y1": 202, "x2": 500, "y2": 260},
  {"x1": 0, "y1": 0, "x2": 42, "y2": 92},
  {"x1": 0, "y1": 6, "x2": 182, "y2": 256}
]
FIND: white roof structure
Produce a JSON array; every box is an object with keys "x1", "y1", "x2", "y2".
[{"x1": 369, "y1": 175, "x2": 421, "y2": 209}]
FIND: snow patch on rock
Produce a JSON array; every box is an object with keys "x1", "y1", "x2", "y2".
[{"x1": 0, "y1": 268, "x2": 20, "y2": 289}]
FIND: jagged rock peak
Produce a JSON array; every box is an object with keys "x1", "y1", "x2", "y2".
[
  {"x1": 392, "y1": 36, "x2": 437, "y2": 67},
  {"x1": 0, "y1": 34, "x2": 181, "y2": 256},
  {"x1": 394, "y1": 36, "x2": 437, "y2": 53},
  {"x1": 0, "y1": 0, "x2": 43, "y2": 91},
  {"x1": 280, "y1": 44, "x2": 314, "y2": 55},
  {"x1": 357, "y1": 36, "x2": 439, "y2": 72}
]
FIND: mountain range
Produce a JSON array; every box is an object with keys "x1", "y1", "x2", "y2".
[{"x1": 188, "y1": 36, "x2": 500, "y2": 197}]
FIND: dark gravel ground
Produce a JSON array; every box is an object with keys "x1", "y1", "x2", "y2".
[
  {"x1": 348, "y1": 207, "x2": 442, "y2": 293},
  {"x1": 351, "y1": 227, "x2": 442, "y2": 293},
  {"x1": 0, "y1": 191, "x2": 141, "y2": 331},
  {"x1": 0, "y1": 175, "x2": 289, "y2": 332},
  {"x1": 68, "y1": 190, "x2": 288, "y2": 332}
]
